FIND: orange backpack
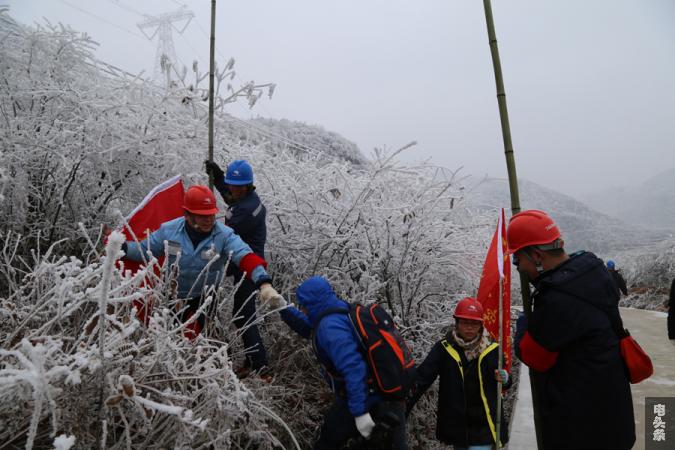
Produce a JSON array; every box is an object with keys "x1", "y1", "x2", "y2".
[{"x1": 314, "y1": 303, "x2": 416, "y2": 398}]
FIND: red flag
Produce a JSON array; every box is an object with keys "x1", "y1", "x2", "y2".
[
  {"x1": 120, "y1": 175, "x2": 184, "y2": 324},
  {"x1": 476, "y1": 208, "x2": 512, "y2": 371}
]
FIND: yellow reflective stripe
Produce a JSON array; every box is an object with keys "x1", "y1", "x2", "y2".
[
  {"x1": 478, "y1": 342, "x2": 501, "y2": 447},
  {"x1": 441, "y1": 339, "x2": 463, "y2": 380}
]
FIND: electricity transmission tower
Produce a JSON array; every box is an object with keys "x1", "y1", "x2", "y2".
[{"x1": 137, "y1": 6, "x2": 194, "y2": 87}]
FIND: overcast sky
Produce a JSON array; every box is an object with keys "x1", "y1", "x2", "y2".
[{"x1": 8, "y1": 0, "x2": 675, "y2": 197}]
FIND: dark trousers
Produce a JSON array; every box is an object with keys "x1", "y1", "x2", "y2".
[
  {"x1": 231, "y1": 271, "x2": 268, "y2": 370},
  {"x1": 314, "y1": 399, "x2": 408, "y2": 450}
]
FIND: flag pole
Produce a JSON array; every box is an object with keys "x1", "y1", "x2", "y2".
[
  {"x1": 495, "y1": 274, "x2": 504, "y2": 448},
  {"x1": 481, "y1": 1, "x2": 544, "y2": 448},
  {"x1": 207, "y1": 0, "x2": 216, "y2": 190}
]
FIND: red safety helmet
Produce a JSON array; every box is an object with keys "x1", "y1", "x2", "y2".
[
  {"x1": 453, "y1": 297, "x2": 484, "y2": 322},
  {"x1": 183, "y1": 185, "x2": 218, "y2": 215},
  {"x1": 506, "y1": 210, "x2": 562, "y2": 255}
]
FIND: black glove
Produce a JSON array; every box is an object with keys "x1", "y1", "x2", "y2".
[{"x1": 204, "y1": 160, "x2": 224, "y2": 180}]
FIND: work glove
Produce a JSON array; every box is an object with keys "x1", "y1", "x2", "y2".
[
  {"x1": 494, "y1": 369, "x2": 509, "y2": 384},
  {"x1": 355, "y1": 412, "x2": 376, "y2": 439},
  {"x1": 259, "y1": 283, "x2": 287, "y2": 309},
  {"x1": 204, "y1": 160, "x2": 224, "y2": 181}
]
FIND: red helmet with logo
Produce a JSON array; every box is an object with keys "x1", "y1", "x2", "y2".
[
  {"x1": 183, "y1": 185, "x2": 218, "y2": 215},
  {"x1": 453, "y1": 297, "x2": 484, "y2": 322},
  {"x1": 506, "y1": 210, "x2": 562, "y2": 255}
]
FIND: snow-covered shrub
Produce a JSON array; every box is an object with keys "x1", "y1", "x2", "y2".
[
  {"x1": 0, "y1": 232, "x2": 297, "y2": 449},
  {"x1": 260, "y1": 146, "x2": 487, "y2": 325}
]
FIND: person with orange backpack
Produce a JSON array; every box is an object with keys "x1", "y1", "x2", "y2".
[
  {"x1": 122, "y1": 185, "x2": 285, "y2": 340},
  {"x1": 279, "y1": 276, "x2": 411, "y2": 450},
  {"x1": 407, "y1": 297, "x2": 510, "y2": 450}
]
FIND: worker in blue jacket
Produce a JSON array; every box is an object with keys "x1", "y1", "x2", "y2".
[
  {"x1": 279, "y1": 276, "x2": 408, "y2": 450},
  {"x1": 205, "y1": 159, "x2": 270, "y2": 375},
  {"x1": 123, "y1": 185, "x2": 285, "y2": 339}
]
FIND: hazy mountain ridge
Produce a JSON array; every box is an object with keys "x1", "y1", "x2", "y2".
[
  {"x1": 464, "y1": 177, "x2": 667, "y2": 254},
  {"x1": 237, "y1": 117, "x2": 368, "y2": 166},
  {"x1": 582, "y1": 168, "x2": 675, "y2": 232}
]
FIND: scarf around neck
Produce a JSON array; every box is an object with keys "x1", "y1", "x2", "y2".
[{"x1": 450, "y1": 325, "x2": 491, "y2": 361}]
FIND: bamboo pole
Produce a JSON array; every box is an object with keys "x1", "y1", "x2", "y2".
[
  {"x1": 208, "y1": 0, "x2": 216, "y2": 190},
  {"x1": 481, "y1": 1, "x2": 544, "y2": 448}
]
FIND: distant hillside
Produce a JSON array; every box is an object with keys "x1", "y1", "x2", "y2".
[
  {"x1": 582, "y1": 168, "x2": 675, "y2": 232},
  {"x1": 464, "y1": 177, "x2": 666, "y2": 254},
  {"x1": 229, "y1": 117, "x2": 367, "y2": 166}
]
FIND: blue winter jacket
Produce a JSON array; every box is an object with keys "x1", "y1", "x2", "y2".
[
  {"x1": 125, "y1": 217, "x2": 271, "y2": 298},
  {"x1": 280, "y1": 276, "x2": 377, "y2": 416}
]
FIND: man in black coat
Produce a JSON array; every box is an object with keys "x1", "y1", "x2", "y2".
[
  {"x1": 205, "y1": 159, "x2": 269, "y2": 376},
  {"x1": 509, "y1": 210, "x2": 635, "y2": 450}
]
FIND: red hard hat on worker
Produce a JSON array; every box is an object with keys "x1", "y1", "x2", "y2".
[
  {"x1": 453, "y1": 297, "x2": 484, "y2": 322},
  {"x1": 183, "y1": 185, "x2": 218, "y2": 215},
  {"x1": 506, "y1": 210, "x2": 561, "y2": 254}
]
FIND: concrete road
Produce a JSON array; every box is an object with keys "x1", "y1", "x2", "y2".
[{"x1": 509, "y1": 308, "x2": 674, "y2": 450}]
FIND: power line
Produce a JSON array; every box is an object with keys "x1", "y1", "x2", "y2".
[
  {"x1": 175, "y1": 30, "x2": 209, "y2": 70},
  {"x1": 106, "y1": 0, "x2": 145, "y2": 18},
  {"x1": 57, "y1": 0, "x2": 148, "y2": 41}
]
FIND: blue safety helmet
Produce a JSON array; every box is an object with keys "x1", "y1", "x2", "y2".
[
  {"x1": 224, "y1": 160, "x2": 253, "y2": 185},
  {"x1": 606, "y1": 260, "x2": 615, "y2": 269}
]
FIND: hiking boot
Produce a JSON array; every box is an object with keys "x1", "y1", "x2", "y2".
[
  {"x1": 234, "y1": 364, "x2": 252, "y2": 379},
  {"x1": 254, "y1": 366, "x2": 273, "y2": 383},
  {"x1": 258, "y1": 373, "x2": 273, "y2": 383}
]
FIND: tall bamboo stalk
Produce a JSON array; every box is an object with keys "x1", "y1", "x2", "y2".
[
  {"x1": 481, "y1": 1, "x2": 544, "y2": 448},
  {"x1": 208, "y1": 0, "x2": 216, "y2": 190}
]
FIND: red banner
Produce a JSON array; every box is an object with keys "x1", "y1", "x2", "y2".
[
  {"x1": 476, "y1": 209, "x2": 512, "y2": 371},
  {"x1": 121, "y1": 175, "x2": 184, "y2": 324}
]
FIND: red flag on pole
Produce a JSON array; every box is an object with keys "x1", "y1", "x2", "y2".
[
  {"x1": 476, "y1": 208, "x2": 512, "y2": 371},
  {"x1": 120, "y1": 175, "x2": 185, "y2": 323}
]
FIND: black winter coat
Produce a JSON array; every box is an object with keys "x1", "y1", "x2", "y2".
[
  {"x1": 214, "y1": 183, "x2": 267, "y2": 258},
  {"x1": 409, "y1": 335, "x2": 509, "y2": 447},
  {"x1": 516, "y1": 251, "x2": 635, "y2": 450}
]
